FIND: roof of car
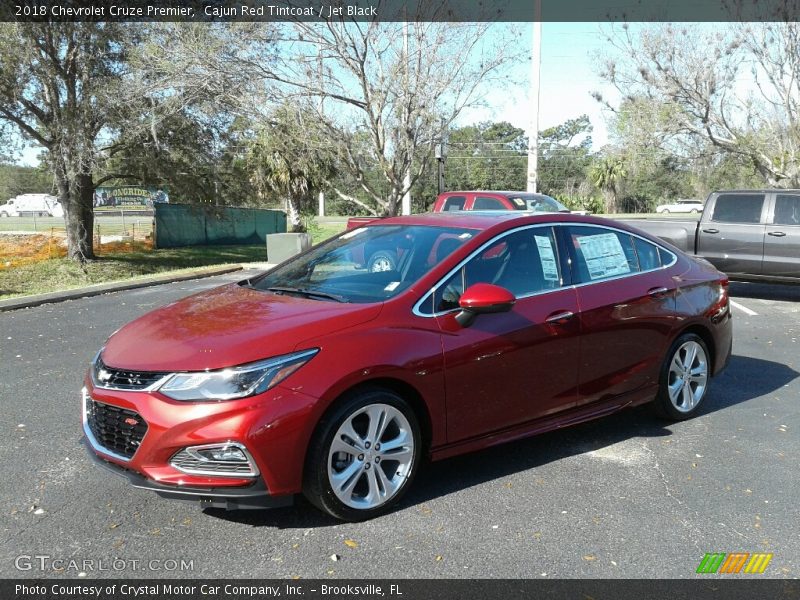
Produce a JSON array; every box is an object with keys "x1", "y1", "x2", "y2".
[
  {"x1": 441, "y1": 190, "x2": 554, "y2": 197},
  {"x1": 365, "y1": 211, "x2": 614, "y2": 231}
]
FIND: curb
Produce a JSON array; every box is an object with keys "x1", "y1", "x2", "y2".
[{"x1": 0, "y1": 264, "x2": 245, "y2": 312}]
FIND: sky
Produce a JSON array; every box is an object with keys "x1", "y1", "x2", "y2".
[
  {"x1": 16, "y1": 22, "x2": 617, "y2": 166},
  {"x1": 459, "y1": 22, "x2": 618, "y2": 149}
]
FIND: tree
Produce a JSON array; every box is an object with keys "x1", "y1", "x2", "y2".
[
  {"x1": 445, "y1": 121, "x2": 527, "y2": 192},
  {"x1": 590, "y1": 157, "x2": 627, "y2": 213},
  {"x1": 0, "y1": 23, "x2": 138, "y2": 261},
  {"x1": 246, "y1": 20, "x2": 523, "y2": 216},
  {"x1": 597, "y1": 22, "x2": 800, "y2": 187},
  {"x1": 0, "y1": 163, "x2": 53, "y2": 201},
  {"x1": 538, "y1": 115, "x2": 594, "y2": 198},
  {"x1": 245, "y1": 104, "x2": 334, "y2": 231}
]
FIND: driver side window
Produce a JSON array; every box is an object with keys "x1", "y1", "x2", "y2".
[{"x1": 432, "y1": 227, "x2": 561, "y2": 312}]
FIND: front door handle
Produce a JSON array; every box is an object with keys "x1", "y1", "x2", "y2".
[
  {"x1": 648, "y1": 286, "x2": 669, "y2": 297},
  {"x1": 545, "y1": 310, "x2": 575, "y2": 324},
  {"x1": 702, "y1": 228, "x2": 719, "y2": 234},
  {"x1": 768, "y1": 231, "x2": 787, "y2": 237}
]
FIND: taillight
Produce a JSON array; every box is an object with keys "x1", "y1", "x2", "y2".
[{"x1": 711, "y1": 277, "x2": 729, "y2": 319}]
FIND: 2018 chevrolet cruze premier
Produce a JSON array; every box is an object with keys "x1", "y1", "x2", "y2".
[{"x1": 83, "y1": 212, "x2": 732, "y2": 521}]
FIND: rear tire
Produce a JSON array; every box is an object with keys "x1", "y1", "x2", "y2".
[
  {"x1": 303, "y1": 387, "x2": 421, "y2": 521},
  {"x1": 367, "y1": 250, "x2": 397, "y2": 273},
  {"x1": 653, "y1": 333, "x2": 710, "y2": 420}
]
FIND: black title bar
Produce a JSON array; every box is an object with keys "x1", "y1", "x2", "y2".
[
  {"x1": 2, "y1": 0, "x2": 800, "y2": 23},
  {"x1": 5, "y1": 579, "x2": 800, "y2": 600}
]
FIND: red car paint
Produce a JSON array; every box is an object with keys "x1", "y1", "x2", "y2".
[{"x1": 83, "y1": 212, "x2": 732, "y2": 509}]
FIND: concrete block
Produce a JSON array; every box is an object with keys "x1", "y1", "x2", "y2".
[{"x1": 266, "y1": 232, "x2": 312, "y2": 263}]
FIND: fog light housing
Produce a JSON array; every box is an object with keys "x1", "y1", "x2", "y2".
[{"x1": 170, "y1": 442, "x2": 259, "y2": 478}]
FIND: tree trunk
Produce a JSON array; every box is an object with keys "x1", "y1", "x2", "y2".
[
  {"x1": 603, "y1": 191, "x2": 617, "y2": 214},
  {"x1": 285, "y1": 196, "x2": 303, "y2": 232},
  {"x1": 57, "y1": 167, "x2": 96, "y2": 262}
]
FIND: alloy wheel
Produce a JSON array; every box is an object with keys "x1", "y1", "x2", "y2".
[
  {"x1": 327, "y1": 403, "x2": 415, "y2": 509},
  {"x1": 667, "y1": 340, "x2": 708, "y2": 413}
]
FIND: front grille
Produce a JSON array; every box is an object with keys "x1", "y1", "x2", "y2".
[
  {"x1": 94, "y1": 357, "x2": 168, "y2": 391},
  {"x1": 86, "y1": 400, "x2": 148, "y2": 459}
]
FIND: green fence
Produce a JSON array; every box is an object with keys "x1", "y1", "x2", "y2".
[{"x1": 154, "y1": 204, "x2": 287, "y2": 249}]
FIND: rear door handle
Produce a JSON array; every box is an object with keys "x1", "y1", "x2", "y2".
[
  {"x1": 768, "y1": 231, "x2": 787, "y2": 237},
  {"x1": 702, "y1": 228, "x2": 719, "y2": 234},
  {"x1": 545, "y1": 310, "x2": 575, "y2": 324},
  {"x1": 648, "y1": 286, "x2": 669, "y2": 297}
]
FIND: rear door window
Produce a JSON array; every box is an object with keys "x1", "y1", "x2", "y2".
[
  {"x1": 711, "y1": 194, "x2": 765, "y2": 224},
  {"x1": 565, "y1": 226, "x2": 638, "y2": 283},
  {"x1": 773, "y1": 194, "x2": 800, "y2": 226}
]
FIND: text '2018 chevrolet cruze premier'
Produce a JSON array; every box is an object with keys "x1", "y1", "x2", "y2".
[{"x1": 83, "y1": 212, "x2": 732, "y2": 521}]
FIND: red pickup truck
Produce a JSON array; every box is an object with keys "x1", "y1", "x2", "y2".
[{"x1": 346, "y1": 191, "x2": 573, "y2": 271}]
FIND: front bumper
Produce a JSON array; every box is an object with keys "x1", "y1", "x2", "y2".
[
  {"x1": 83, "y1": 439, "x2": 293, "y2": 510},
  {"x1": 82, "y1": 376, "x2": 322, "y2": 503}
]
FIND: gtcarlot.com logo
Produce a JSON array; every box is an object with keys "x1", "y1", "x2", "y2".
[
  {"x1": 696, "y1": 552, "x2": 773, "y2": 574},
  {"x1": 14, "y1": 554, "x2": 194, "y2": 573}
]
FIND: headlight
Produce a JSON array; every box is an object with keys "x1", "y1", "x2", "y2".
[{"x1": 158, "y1": 349, "x2": 318, "y2": 401}]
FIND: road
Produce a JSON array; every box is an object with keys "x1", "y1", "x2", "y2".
[{"x1": 0, "y1": 274, "x2": 798, "y2": 579}]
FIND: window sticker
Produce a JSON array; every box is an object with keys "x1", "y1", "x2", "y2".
[
  {"x1": 577, "y1": 233, "x2": 631, "y2": 280},
  {"x1": 458, "y1": 232, "x2": 473, "y2": 239},
  {"x1": 384, "y1": 281, "x2": 401, "y2": 292},
  {"x1": 511, "y1": 197, "x2": 526, "y2": 207},
  {"x1": 534, "y1": 234, "x2": 559, "y2": 281}
]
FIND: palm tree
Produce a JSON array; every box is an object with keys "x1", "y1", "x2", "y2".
[
  {"x1": 247, "y1": 106, "x2": 333, "y2": 232},
  {"x1": 590, "y1": 157, "x2": 627, "y2": 214}
]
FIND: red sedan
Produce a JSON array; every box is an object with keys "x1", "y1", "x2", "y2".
[{"x1": 83, "y1": 213, "x2": 732, "y2": 521}]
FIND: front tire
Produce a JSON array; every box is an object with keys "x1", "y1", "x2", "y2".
[
  {"x1": 653, "y1": 333, "x2": 710, "y2": 420},
  {"x1": 303, "y1": 388, "x2": 421, "y2": 521}
]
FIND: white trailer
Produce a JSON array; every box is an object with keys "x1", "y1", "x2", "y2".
[{"x1": 0, "y1": 194, "x2": 62, "y2": 217}]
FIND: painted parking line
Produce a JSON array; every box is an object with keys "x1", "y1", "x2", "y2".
[{"x1": 730, "y1": 300, "x2": 759, "y2": 316}]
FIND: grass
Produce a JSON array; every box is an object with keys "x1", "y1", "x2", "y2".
[
  {"x1": 0, "y1": 222, "x2": 347, "y2": 300},
  {"x1": 310, "y1": 222, "x2": 346, "y2": 243},
  {"x1": 0, "y1": 244, "x2": 267, "y2": 300}
]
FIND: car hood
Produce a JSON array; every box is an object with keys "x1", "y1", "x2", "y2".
[{"x1": 101, "y1": 283, "x2": 383, "y2": 372}]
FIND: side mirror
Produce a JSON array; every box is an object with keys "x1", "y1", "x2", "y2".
[{"x1": 455, "y1": 283, "x2": 516, "y2": 327}]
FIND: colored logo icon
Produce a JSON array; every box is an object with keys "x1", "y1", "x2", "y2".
[{"x1": 696, "y1": 552, "x2": 773, "y2": 574}]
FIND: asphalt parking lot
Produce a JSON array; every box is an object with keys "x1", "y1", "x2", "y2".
[{"x1": 0, "y1": 274, "x2": 797, "y2": 579}]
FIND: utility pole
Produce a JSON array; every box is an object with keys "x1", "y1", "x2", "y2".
[
  {"x1": 317, "y1": 44, "x2": 326, "y2": 217},
  {"x1": 435, "y1": 120, "x2": 448, "y2": 195},
  {"x1": 526, "y1": 2, "x2": 542, "y2": 193},
  {"x1": 401, "y1": 19, "x2": 412, "y2": 215}
]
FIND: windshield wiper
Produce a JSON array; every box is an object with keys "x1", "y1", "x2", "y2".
[{"x1": 266, "y1": 286, "x2": 349, "y2": 303}]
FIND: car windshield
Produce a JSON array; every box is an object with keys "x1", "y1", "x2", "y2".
[{"x1": 250, "y1": 225, "x2": 476, "y2": 303}]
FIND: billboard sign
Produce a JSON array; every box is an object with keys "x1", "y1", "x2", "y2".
[{"x1": 94, "y1": 186, "x2": 169, "y2": 208}]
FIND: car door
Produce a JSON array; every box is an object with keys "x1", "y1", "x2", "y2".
[
  {"x1": 763, "y1": 192, "x2": 800, "y2": 279},
  {"x1": 696, "y1": 192, "x2": 768, "y2": 275},
  {"x1": 420, "y1": 225, "x2": 580, "y2": 443},
  {"x1": 561, "y1": 225, "x2": 678, "y2": 406}
]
